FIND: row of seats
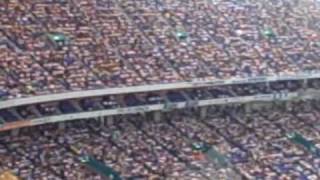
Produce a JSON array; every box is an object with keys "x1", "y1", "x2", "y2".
[
  {"x1": 1, "y1": 0, "x2": 320, "y2": 99},
  {"x1": 1, "y1": 100, "x2": 320, "y2": 179}
]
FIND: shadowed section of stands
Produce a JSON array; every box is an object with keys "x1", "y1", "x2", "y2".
[
  {"x1": 79, "y1": 155, "x2": 122, "y2": 180},
  {"x1": 191, "y1": 142, "x2": 242, "y2": 179},
  {"x1": 287, "y1": 132, "x2": 320, "y2": 156},
  {"x1": 192, "y1": 142, "x2": 229, "y2": 168},
  {"x1": 205, "y1": 147, "x2": 229, "y2": 168},
  {"x1": 205, "y1": 146, "x2": 242, "y2": 179}
]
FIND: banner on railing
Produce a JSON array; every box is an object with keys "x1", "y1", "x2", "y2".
[
  {"x1": 163, "y1": 102, "x2": 179, "y2": 111},
  {"x1": 117, "y1": 106, "x2": 149, "y2": 114},
  {"x1": 192, "y1": 80, "x2": 226, "y2": 87},
  {"x1": 186, "y1": 100, "x2": 199, "y2": 108},
  {"x1": 0, "y1": 91, "x2": 316, "y2": 132}
]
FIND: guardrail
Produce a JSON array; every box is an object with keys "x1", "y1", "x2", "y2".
[
  {"x1": 0, "y1": 71, "x2": 319, "y2": 110},
  {"x1": 0, "y1": 91, "x2": 313, "y2": 132}
]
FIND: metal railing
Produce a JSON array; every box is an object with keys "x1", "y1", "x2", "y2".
[
  {"x1": 0, "y1": 71, "x2": 319, "y2": 109},
  {"x1": 1, "y1": 90, "x2": 317, "y2": 132}
]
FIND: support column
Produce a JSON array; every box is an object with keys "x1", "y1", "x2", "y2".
[
  {"x1": 117, "y1": 95, "x2": 125, "y2": 107},
  {"x1": 286, "y1": 101, "x2": 292, "y2": 111},
  {"x1": 100, "y1": 116, "x2": 106, "y2": 128},
  {"x1": 303, "y1": 79, "x2": 308, "y2": 89},
  {"x1": 245, "y1": 103, "x2": 252, "y2": 113},
  {"x1": 11, "y1": 128, "x2": 20, "y2": 137},
  {"x1": 106, "y1": 116, "x2": 114, "y2": 127},
  {"x1": 200, "y1": 106, "x2": 208, "y2": 119},
  {"x1": 154, "y1": 111, "x2": 161, "y2": 122},
  {"x1": 266, "y1": 81, "x2": 271, "y2": 92},
  {"x1": 58, "y1": 122, "x2": 65, "y2": 130}
]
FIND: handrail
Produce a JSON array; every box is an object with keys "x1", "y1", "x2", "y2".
[
  {"x1": 1, "y1": 91, "x2": 314, "y2": 133},
  {"x1": 0, "y1": 71, "x2": 319, "y2": 110}
]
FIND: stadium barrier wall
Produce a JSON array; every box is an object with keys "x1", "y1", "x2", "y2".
[
  {"x1": 0, "y1": 71, "x2": 319, "y2": 109},
  {"x1": 0, "y1": 91, "x2": 313, "y2": 132}
]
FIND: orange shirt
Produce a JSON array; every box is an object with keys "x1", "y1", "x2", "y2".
[{"x1": 0, "y1": 171, "x2": 19, "y2": 180}]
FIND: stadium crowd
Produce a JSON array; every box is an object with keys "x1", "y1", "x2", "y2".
[
  {"x1": 1, "y1": 0, "x2": 320, "y2": 179},
  {"x1": 1, "y1": 100, "x2": 320, "y2": 179},
  {"x1": 1, "y1": 0, "x2": 320, "y2": 99}
]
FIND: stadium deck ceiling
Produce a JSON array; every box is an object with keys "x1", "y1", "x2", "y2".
[
  {"x1": 1, "y1": 0, "x2": 320, "y2": 130},
  {"x1": 0, "y1": 79, "x2": 320, "y2": 132}
]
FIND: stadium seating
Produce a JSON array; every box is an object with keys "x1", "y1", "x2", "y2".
[
  {"x1": 2, "y1": 0, "x2": 320, "y2": 179},
  {"x1": 1, "y1": 101, "x2": 320, "y2": 179},
  {"x1": 0, "y1": 0, "x2": 320, "y2": 99}
]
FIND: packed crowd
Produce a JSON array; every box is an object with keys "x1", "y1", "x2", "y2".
[
  {"x1": 1, "y1": 100, "x2": 320, "y2": 179},
  {"x1": 1, "y1": 0, "x2": 320, "y2": 99}
]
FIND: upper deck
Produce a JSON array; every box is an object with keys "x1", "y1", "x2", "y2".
[{"x1": 1, "y1": 0, "x2": 320, "y2": 107}]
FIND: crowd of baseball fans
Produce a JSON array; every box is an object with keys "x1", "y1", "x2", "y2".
[
  {"x1": 1, "y1": 0, "x2": 320, "y2": 99},
  {"x1": 1, "y1": 0, "x2": 320, "y2": 179},
  {"x1": 1, "y1": 100, "x2": 320, "y2": 179}
]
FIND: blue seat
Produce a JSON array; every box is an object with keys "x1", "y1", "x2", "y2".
[
  {"x1": 0, "y1": 110, "x2": 19, "y2": 122},
  {"x1": 167, "y1": 92, "x2": 185, "y2": 102},
  {"x1": 125, "y1": 95, "x2": 144, "y2": 106},
  {"x1": 59, "y1": 101, "x2": 78, "y2": 113}
]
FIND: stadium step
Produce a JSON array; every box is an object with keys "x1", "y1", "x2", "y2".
[
  {"x1": 78, "y1": 155, "x2": 122, "y2": 180},
  {"x1": 128, "y1": 119, "x2": 212, "y2": 180},
  {"x1": 1, "y1": 37, "x2": 23, "y2": 53},
  {"x1": 287, "y1": 132, "x2": 320, "y2": 157},
  {"x1": 87, "y1": 125, "x2": 159, "y2": 177}
]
